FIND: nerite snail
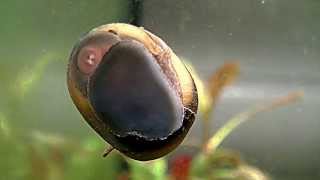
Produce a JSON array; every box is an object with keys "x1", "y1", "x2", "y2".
[{"x1": 67, "y1": 23, "x2": 198, "y2": 161}]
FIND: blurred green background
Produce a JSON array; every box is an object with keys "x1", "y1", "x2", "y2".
[
  {"x1": 0, "y1": 0, "x2": 132, "y2": 135},
  {"x1": 0, "y1": 1, "x2": 133, "y2": 179},
  {"x1": 0, "y1": 0, "x2": 319, "y2": 180}
]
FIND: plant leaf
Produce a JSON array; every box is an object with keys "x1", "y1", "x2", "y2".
[{"x1": 204, "y1": 91, "x2": 304, "y2": 153}]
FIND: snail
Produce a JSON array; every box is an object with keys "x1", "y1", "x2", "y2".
[{"x1": 67, "y1": 23, "x2": 198, "y2": 161}]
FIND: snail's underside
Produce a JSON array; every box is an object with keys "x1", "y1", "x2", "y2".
[
  {"x1": 67, "y1": 23, "x2": 198, "y2": 161},
  {"x1": 89, "y1": 40, "x2": 184, "y2": 139}
]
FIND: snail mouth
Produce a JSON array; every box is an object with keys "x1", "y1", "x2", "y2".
[{"x1": 88, "y1": 40, "x2": 184, "y2": 139}]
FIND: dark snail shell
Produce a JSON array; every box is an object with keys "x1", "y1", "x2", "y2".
[{"x1": 67, "y1": 23, "x2": 198, "y2": 161}]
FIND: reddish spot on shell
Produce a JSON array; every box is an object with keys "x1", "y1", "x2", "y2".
[{"x1": 77, "y1": 46, "x2": 103, "y2": 74}]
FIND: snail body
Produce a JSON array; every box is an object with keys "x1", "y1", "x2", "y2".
[{"x1": 67, "y1": 23, "x2": 198, "y2": 161}]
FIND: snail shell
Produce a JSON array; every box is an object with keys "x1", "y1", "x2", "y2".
[{"x1": 67, "y1": 23, "x2": 198, "y2": 161}]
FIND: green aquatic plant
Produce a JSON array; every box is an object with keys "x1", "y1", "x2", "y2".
[
  {"x1": 186, "y1": 61, "x2": 240, "y2": 145},
  {"x1": 204, "y1": 91, "x2": 304, "y2": 154},
  {"x1": 13, "y1": 52, "x2": 58, "y2": 99},
  {"x1": 128, "y1": 158, "x2": 168, "y2": 180}
]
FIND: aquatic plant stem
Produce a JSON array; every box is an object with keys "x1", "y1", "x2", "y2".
[
  {"x1": 204, "y1": 91, "x2": 304, "y2": 154},
  {"x1": 202, "y1": 62, "x2": 240, "y2": 146},
  {"x1": 201, "y1": 107, "x2": 213, "y2": 147}
]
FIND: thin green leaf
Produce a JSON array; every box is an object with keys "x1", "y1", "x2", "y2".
[
  {"x1": 205, "y1": 91, "x2": 304, "y2": 153},
  {"x1": 13, "y1": 52, "x2": 57, "y2": 99}
]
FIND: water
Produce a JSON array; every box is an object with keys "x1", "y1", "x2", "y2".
[{"x1": 0, "y1": 0, "x2": 319, "y2": 179}]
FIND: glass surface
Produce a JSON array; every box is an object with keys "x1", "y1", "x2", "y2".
[{"x1": 1, "y1": 0, "x2": 319, "y2": 179}]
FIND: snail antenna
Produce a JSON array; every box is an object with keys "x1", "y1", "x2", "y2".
[{"x1": 102, "y1": 146, "x2": 115, "y2": 158}]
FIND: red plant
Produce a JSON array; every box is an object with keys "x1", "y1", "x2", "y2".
[{"x1": 170, "y1": 154, "x2": 193, "y2": 180}]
